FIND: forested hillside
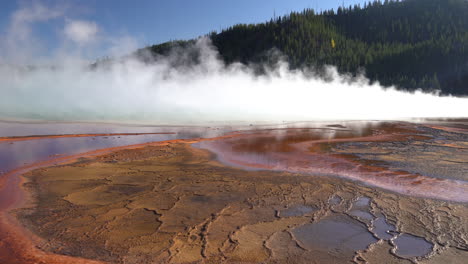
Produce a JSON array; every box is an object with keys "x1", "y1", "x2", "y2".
[{"x1": 142, "y1": 0, "x2": 468, "y2": 95}]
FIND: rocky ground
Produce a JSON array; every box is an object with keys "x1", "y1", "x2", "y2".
[{"x1": 13, "y1": 123, "x2": 468, "y2": 263}]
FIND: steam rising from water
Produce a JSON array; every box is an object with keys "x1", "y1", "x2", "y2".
[{"x1": 0, "y1": 3, "x2": 466, "y2": 124}]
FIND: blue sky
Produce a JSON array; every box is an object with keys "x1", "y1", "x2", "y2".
[{"x1": 0, "y1": 0, "x2": 369, "y2": 58}]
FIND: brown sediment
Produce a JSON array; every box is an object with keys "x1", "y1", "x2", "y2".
[
  {"x1": 423, "y1": 124, "x2": 468, "y2": 134},
  {"x1": 0, "y1": 132, "x2": 177, "y2": 143},
  {"x1": 2, "y1": 122, "x2": 468, "y2": 263},
  {"x1": 0, "y1": 142, "x2": 169, "y2": 264},
  {"x1": 218, "y1": 123, "x2": 430, "y2": 155},
  {"x1": 0, "y1": 213, "x2": 105, "y2": 264},
  {"x1": 198, "y1": 122, "x2": 468, "y2": 202},
  {"x1": 0, "y1": 134, "x2": 241, "y2": 264},
  {"x1": 11, "y1": 138, "x2": 468, "y2": 264}
]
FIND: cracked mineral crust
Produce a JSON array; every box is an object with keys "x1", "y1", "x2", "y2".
[{"x1": 14, "y1": 122, "x2": 468, "y2": 263}]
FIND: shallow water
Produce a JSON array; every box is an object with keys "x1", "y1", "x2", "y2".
[
  {"x1": 354, "y1": 197, "x2": 371, "y2": 207},
  {"x1": 394, "y1": 233, "x2": 433, "y2": 258},
  {"x1": 371, "y1": 216, "x2": 396, "y2": 240},
  {"x1": 292, "y1": 214, "x2": 378, "y2": 254},
  {"x1": 279, "y1": 205, "x2": 317, "y2": 217},
  {"x1": 348, "y1": 197, "x2": 374, "y2": 221},
  {"x1": 330, "y1": 196, "x2": 342, "y2": 205},
  {"x1": 0, "y1": 120, "x2": 378, "y2": 174},
  {"x1": 223, "y1": 124, "x2": 379, "y2": 154},
  {"x1": 0, "y1": 121, "x2": 176, "y2": 137},
  {"x1": 0, "y1": 121, "x2": 228, "y2": 173},
  {"x1": 197, "y1": 121, "x2": 468, "y2": 202}
]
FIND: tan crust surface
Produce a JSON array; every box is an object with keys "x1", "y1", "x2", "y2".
[{"x1": 13, "y1": 140, "x2": 468, "y2": 264}]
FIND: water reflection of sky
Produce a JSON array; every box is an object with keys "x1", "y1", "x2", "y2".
[
  {"x1": 0, "y1": 121, "x2": 210, "y2": 137},
  {"x1": 0, "y1": 120, "x2": 383, "y2": 137},
  {"x1": 0, "y1": 121, "x2": 232, "y2": 173},
  {"x1": 0, "y1": 120, "x2": 385, "y2": 174}
]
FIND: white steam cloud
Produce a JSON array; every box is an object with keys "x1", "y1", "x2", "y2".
[
  {"x1": 0, "y1": 2, "x2": 467, "y2": 125},
  {"x1": 64, "y1": 20, "x2": 99, "y2": 45}
]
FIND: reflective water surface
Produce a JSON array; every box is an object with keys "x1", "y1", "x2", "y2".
[
  {"x1": 292, "y1": 214, "x2": 378, "y2": 255},
  {"x1": 394, "y1": 233, "x2": 434, "y2": 258},
  {"x1": 197, "y1": 121, "x2": 468, "y2": 202},
  {"x1": 0, "y1": 121, "x2": 230, "y2": 173},
  {"x1": 279, "y1": 205, "x2": 317, "y2": 217}
]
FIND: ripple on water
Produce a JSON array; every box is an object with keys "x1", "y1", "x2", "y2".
[
  {"x1": 394, "y1": 233, "x2": 433, "y2": 258},
  {"x1": 292, "y1": 214, "x2": 378, "y2": 255}
]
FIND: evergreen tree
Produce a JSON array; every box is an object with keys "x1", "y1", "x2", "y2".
[{"x1": 141, "y1": 0, "x2": 468, "y2": 95}]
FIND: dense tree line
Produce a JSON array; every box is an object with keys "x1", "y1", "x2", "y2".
[{"x1": 142, "y1": 0, "x2": 468, "y2": 95}]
